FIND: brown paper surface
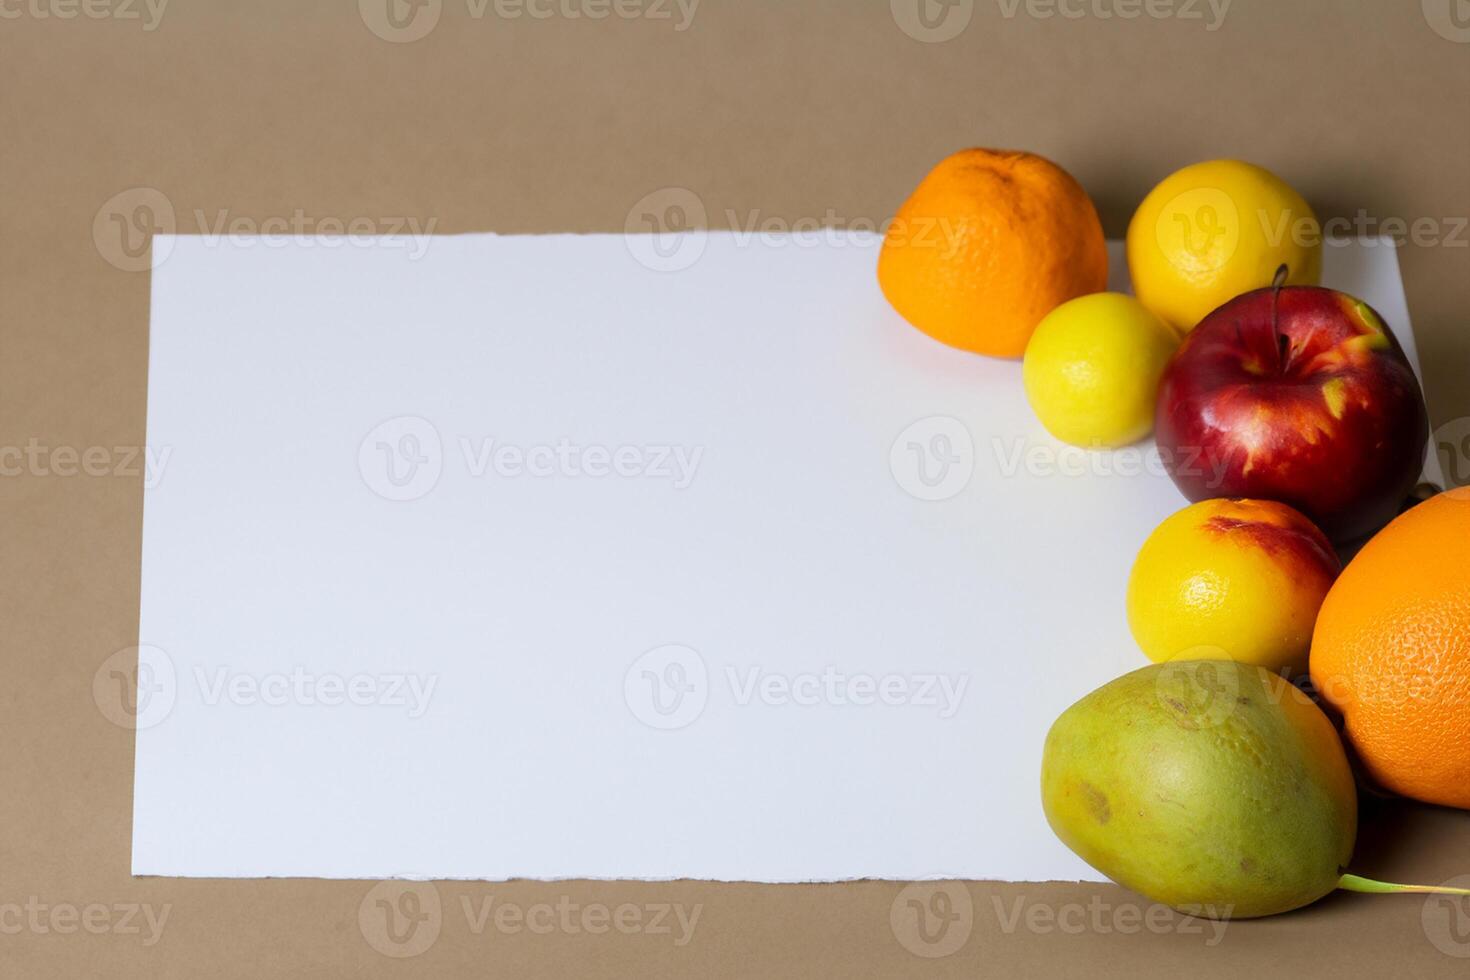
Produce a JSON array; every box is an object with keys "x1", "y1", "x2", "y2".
[{"x1": 3, "y1": 1, "x2": 1467, "y2": 975}]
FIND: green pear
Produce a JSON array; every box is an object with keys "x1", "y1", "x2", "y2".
[{"x1": 1041, "y1": 660, "x2": 1469, "y2": 918}]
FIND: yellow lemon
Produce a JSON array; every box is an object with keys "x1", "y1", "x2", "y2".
[
  {"x1": 1127, "y1": 499, "x2": 1341, "y2": 675},
  {"x1": 1022, "y1": 292, "x2": 1179, "y2": 447},
  {"x1": 1127, "y1": 160, "x2": 1322, "y2": 333}
]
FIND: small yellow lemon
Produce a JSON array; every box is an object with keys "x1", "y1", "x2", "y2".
[
  {"x1": 1127, "y1": 160, "x2": 1322, "y2": 333},
  {"x1": 1127, "y1": 498, "x2": 1341, "y2": 675},
  {"x1": 1022, "y1": 292, "x2": 1178, "y2": 447}
]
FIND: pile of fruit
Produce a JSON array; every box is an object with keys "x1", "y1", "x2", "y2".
[{"x1": 878, "y1": 149, "x2": 1470, "y2": 918}]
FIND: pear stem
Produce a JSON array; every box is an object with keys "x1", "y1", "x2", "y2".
[{"x1": 1337, "y1": 873, "x2": 1470, "y2": 897}]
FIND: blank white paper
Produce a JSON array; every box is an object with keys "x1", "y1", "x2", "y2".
[{"x1": 133, "y1": 234, "x2": 1426, "y2": 881}]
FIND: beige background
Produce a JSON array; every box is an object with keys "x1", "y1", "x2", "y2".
[{"x1": 3, "y1": 0, "x2": 1468, "y2": 975}]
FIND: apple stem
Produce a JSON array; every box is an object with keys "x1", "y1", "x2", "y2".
[
  {"x1": 1337, "y1": 873, "x2": 1470, "y2": 897},
  {"x1": 1271, "y1": 263, "x2": 1290, "y2": 371}
]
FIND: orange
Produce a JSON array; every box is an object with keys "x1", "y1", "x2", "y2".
[
  {"x1": 1310, "y1": 490, "x2": 1470, "y2": 810},
  {"x1": 878, "y1": 149, "x2": 1108, "y2": 358}
]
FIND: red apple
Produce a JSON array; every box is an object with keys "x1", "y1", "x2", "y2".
[{"x1": 1155, "y1": 284, "x2": 1428, "y2": 542}]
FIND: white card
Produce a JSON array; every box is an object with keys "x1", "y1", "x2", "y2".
[{"x1": 133, "y1": 234, "x2": 1425, "y2": 881}]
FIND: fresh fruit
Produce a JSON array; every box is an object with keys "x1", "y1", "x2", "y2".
[
  {"x1": 1155, "y1": 283, "x2": 1428, "y2": 542},
  {"x1": 1310, "y1": 490, "x2": 1470, "y2": 810},
  {"x1": 1127, "y1": 160, "x2": 1321, "y2": 333},
  {"x1": 1126, "y1": 498, "x2": 1340, "y2": 674},
  {"x1": 1022, "y1": 293, "x2": 1179, "y2": 447},
  {"x1": 1042, "y1": 661, "x2": 1470, "y2": 918},
  {"x1": 1043, "y1": 661, "x2": 1353, "y2": 917},
  {"x1": 878, "y1": 148, "x2": 1107, "y2": 358}
]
